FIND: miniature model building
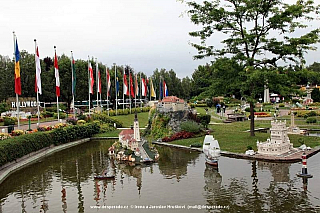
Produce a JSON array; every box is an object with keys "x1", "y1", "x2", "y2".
[
  {"x1": 257, "y1": 120, "x2": 293, "y2": 155},
  {"x1": 119, "y1": 113, "x2": 140, "y2": 151}
]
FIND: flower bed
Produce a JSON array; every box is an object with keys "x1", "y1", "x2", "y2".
[
  {"x1": 254, "y1": 112, "x2": 271, "y2": 117},
  {"x1": 162, "y1": 131, "x2": 195, "y2": 142}
]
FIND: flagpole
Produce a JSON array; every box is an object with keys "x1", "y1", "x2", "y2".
[
  {"x1": 114, "y1": 63, "x2": 117, "y2": 115},
  {"x1": 13, "y1": 32, "x2": 20, "y2": 129},
  {"x1": 88, "y1": 56, "x2": 91, "y2": 115},
  {"x1": 140, "y1": 73, "x2": 142, "y2": 109},
  {"x1": 71, "y1": 51, "x2": 75, "y2": 119},
  {"x1": 149, "y1": 77, "x2": 151, "y2": 102},
  {"x1": 54, "y1": 46, "x2": 60, "y2": 122},
  {"x1": 123, "y1": 68, "x2": 125, "y2": 111},
  {"x1": 134, "y1": 73, "x2": 137, "y2": 109},
  {"x1": 96, "y1": 58, "x2": 99, "y2": 108},
  {"x1": 106, "y1": 67, "x2": 109, "y2": 116},
  {"x1": 129, "y1": 70, "x2": 131, "y2": 114},
  {"x1": 34, "y1": 39, "x2": 40, "y2": 127}
]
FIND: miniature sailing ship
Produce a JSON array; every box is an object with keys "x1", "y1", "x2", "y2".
[{"x1": 203, "y1": 135, "x2": 221, "y2": 167}]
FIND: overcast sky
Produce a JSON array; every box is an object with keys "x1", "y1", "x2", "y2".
[{"x1": 1, "y1": 0, "x2": 319, "y2": 79}]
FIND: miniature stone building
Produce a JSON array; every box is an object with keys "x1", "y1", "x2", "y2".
[{"x1": 257, "y1": 120, "x2": 293, "y2": 155}]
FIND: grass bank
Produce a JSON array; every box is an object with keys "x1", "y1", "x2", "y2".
[
  {"x1": 110, "y1": 112, "x2": 149, "y2": 128},
  {"x1": 171, "y1": 120, "x2": 320, "y2": 153}
]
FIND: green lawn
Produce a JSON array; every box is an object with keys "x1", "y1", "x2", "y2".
[
  {"x1": 170, "y1": 120, "x2": 320, "y2": 153},
  {"x1": 110, "y1": 112, "x2": 149, "y2": 128},
  {"x1": 94, "y1": 129, "x2": 121, "y2": 137}
]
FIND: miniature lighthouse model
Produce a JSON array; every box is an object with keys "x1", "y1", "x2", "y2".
[{"x1": 257, "y1": 120, "x2": 293, "y2": 155}]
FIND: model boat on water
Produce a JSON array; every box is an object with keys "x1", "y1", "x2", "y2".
[
  {"x1": 202, "y1": 135, "x2": 220, "y2": 167},
  {"x1": 94, "y1": 169, "x2": 115, "y2": 180}
]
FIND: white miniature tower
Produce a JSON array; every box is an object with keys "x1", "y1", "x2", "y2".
[
  {"x1": 263, "y1": 84, "x2": 270, "y2": 103},
  {"x1": 133, "y1": 112, "x2": 140, "y2": 142},
  {"x1": 257, "y1": 120, "x2": 293, "y2": 155}
]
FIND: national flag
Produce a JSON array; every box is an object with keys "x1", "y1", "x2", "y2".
[
  {"x1": 150, "y1": 78, "x2": 156, "y2": 98},
  {"x1": 88, "y1": 62, "x2": 94, "y2": 94},
  {"x1": 35, "y1": 42, "x2": 42, "y2": 95},
  {"x1": 159, "y1": 79, "x2": 163, "y2": 99},
  {"x1": 71, "y1": 54, "x2": 76, "y2": 96},
  {"x1": 135, "y1": 74, "x2": 139, "y2": 97},
  {"x1": 106, "y1": 69, "x2": 111, "y2": 97},
  {"x1": 54, "y1": 50, "x2": 60, "y2": 97},
  {"x1": 116, "y1": 77, "x2": 120, "y2": 96},
  {"x1": 142, "y1": 78, "x2": 147, "y2": 96},
  {"x1": 163, "y1": 80, "x2": 168, "y2": 97},
  {"x1": 130, "y1": 72, "x2": 134, "y2": 97},
  {"x1": 98, "y1": 70, "x2": 101, "y2": 93},
  {"x1": 123, "y1": 72, "x2": 129, "y2": 96},
  {"x1": 14, "y1": 38, "x2": 21, "y2": 95}
]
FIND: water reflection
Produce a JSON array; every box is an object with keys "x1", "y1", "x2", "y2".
[{"x1": 0, "y1": 140, "x2": 319, "y2": 212}]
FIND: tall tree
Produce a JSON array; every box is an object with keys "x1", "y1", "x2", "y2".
[{"x1": 185, "y1": 0, "x2": 320, "y2": 136}]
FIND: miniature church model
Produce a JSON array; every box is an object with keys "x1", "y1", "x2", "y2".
[
  {"x1": 118, "y1": 113, "x2": 140, "y2": 151},
  {"x1": 257, "y1": 120, "x2": 293, "y2": 155}
]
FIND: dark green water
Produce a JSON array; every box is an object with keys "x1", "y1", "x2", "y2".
[{"x1": 0, "y1": 139, "x2": 319, "y2": 213}]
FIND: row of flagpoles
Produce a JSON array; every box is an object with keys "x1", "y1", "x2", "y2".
[{"x1": 12, "y1": 32, "x2": 169, "y2": 129}]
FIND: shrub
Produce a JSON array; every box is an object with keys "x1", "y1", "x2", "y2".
[
  {"x1": 180, "y1": 121, "x2": 201, "y2": 133},
  {"x1": 190, "y1": 142, "x2": 202, "y2": 148},
  {"x1": 77, "y1": 120, "x2": 86, "y2": 125},
  {"x1": 54, "y1": 113, "x2": 66, "y2": 119},
  {"x1": 279, "y1": 103, "x2": 285, "y2": 107},
  {"x1": 197, "y1": 114, "x2": 211, "y2": 128},
  {"x1": 306, "y1": 117, "x2": 317, "y2": 123},
  {"x1": 307, "y1": 111, "x2": 317, "y2": 117},
  {"x1": 0, "y1": 122, "x2": 100, "y2": 167},
  {"x1": 3, "y1": 117, "x2": 17, "y2": 126},
  {"x1": 0, "y1": 133, "x2": 11, "y2": 140},
  {"x1": 92, "y1": 113, "x2": 123, "y2": 127},
  {"x1": 66, "y1": 117, "x2": 78, "y2": 125}
]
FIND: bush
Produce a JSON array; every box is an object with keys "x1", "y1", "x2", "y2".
[
  {"x1": 92, "y1": 113, "x2": 123, "y2": 127},
  {"x1": 0, "y1": 122, "x2": 100, "y2": 167},
  {"x1": 3, "y1": 117, "x2": 17, "y2": 126},
  {"x1": 66, "y1": 117, "x2": 78, "y2": 125},
  {"x1": 306, "y1": 117, "x2": 317, "y2": 123},
  {"x1": 77, "y1": 120, "x2": 86, "y2": 125},
  {"x1": 53, "y1": 112, "x2": 66, "y2": 119},
  {"x1": 279, "y1": 103, "x2": 285, "y2": 107},
  {"x1": 190, "y1": 142, "x2": 202, "y2": 148},
  {"x1": 197, "y1": 114, "x2": 211, "y2": 128},
  {"x1": 180, "y1": 121, "x2": 201, "y2": 133}
]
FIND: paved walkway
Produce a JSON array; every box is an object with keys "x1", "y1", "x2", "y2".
[{"x1": 14, "y1": 119, "x2": 66, "y2": 131}]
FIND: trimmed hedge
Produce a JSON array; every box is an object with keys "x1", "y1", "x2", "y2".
[
  {"x1": 92, "y1": 113, "x2": 123, "y2": 128},
  {"x1": 0, "y1": 122, "x2": 100, "y2": 167}
]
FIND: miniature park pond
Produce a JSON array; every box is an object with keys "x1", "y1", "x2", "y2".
[{"x1": 0, "y1": 139, "x2": 319, "y2": 213}]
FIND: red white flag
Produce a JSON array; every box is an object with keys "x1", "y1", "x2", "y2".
[
  {"x1": 88, "y1": 62, "x2": 94, "y2": 94},
  {"x1": 106, "y1": 69, "x2": 111, "y2": 97},
  {"x1": 135, "y1": 74, "x2": 139, "y2": 97},
  {"x1": 98, "y1": 70, "x2": 101, "y2": 93},
  {"x1": 142, "y1": 78, "x2": 147, "y2": 96},
  {"x1": 54, "y1": 50, "x2": 60, "y2": 97},
  {"x1": 123, "y1": 72, "x2": 129, "y2": 96},
  {"x1": 130, "y1": 72, "x2": 134, "y2": 97},
  {"x1": 35, "y1": 42, "x2": 42, "y2": 94}
]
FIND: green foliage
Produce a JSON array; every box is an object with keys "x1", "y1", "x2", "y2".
[
  {"x1": 0, "y1": 123, "x2": 100, "y2": 167},
  {"x1": 311, "y1": 88, "x2": 320, "y2": 102},
  {"x1": 3, "y1": 117, "x2": 17, "y2": 126},
  {"x1": 206, "y1": 98, "x2": 213, "y2": 108},
  {"x1": 53, "y1": 112, "x2": 66, "y2": 119},
  {"x1": 197, "y1": 114, "x2": 211, "y2": 128},
  {"x1": 279, "y1": 103, "x2": 285, "y2": 107},
  {"x1": 150, "y1": 114, "x2": 170, "y2": 139},
  {"x1": 92, "y1": 113, "x2": 123, "y2": 128},
  {"x1": 306, "y1": 117, "x2": 317, "y2": 123},
  {"x1": 0, "y1": 101, "x2": 9, "y2": 114},
  {"x1": 180, "y1": 121, "x2": 201, "y2": 133},
  {"x1": 190, "y1": 142, "x2": 202, "y2": 148}
]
